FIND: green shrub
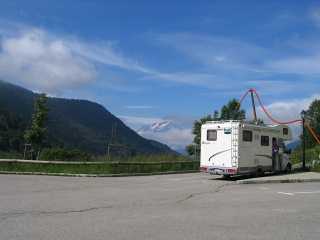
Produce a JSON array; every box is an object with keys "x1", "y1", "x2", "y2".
[
  {"x1": 0, "y1": 150, "x2": 23, "y2": 159},
  {"x1": 40, "y1": 148, "x2": 91, "y2": 161},
  {"x1": 291, "y1": 146, "x2": 320, "y2": 172},
  {"x1": 0, "y1": 160, "x2": 199, "y2": 175}
]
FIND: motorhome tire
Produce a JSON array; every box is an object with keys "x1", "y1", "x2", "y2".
[
  {"x1": 256, "y1": 167, "x2": 264, "y2": 177},
  {"x1": 285, "y1": 163, "x2": 292, "y2": 173}
]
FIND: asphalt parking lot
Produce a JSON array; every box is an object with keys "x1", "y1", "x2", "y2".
[{"x1": 0, "y1": 173, "x2": 319, "y2": 240}]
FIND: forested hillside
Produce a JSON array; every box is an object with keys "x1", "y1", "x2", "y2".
[{"x1": 0, "y1": 80, "x2": 174, "y2": 156}]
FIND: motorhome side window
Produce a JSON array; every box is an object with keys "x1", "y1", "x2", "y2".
[
  {"x1": 283, "y1": 128, "x2": 288, "y2": 135},
  {"x1": 242, "y1": 130, "x2": 252, "y2": 142},
  {"x1": 207, "y1": 130, "x2": 217, "y2": 141},
  {"x1": 261, "y1": 136, "x2": 269, "y2": 146}
]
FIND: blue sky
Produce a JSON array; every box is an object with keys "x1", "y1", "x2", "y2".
[{"x1": 1, "y1": 1, "x2": 320, "y2": 148}]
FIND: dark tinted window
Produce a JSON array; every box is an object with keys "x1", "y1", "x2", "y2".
[
  {"x1": 243, "y1": 130, "x2": 252, "y2": 142},
  {"x1": 283, "y1": 128, "x2": 288, "y2": 135},
  {"x1": 207, "y1": 130, "x2": 217, "y2": 141},
  {"x1": 261, "y1": 136, "x2": 269, "y2": 146}
]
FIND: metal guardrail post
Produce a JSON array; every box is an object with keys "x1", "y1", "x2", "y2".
[{"x1": 301, "y1": 111, "x2": 306, "y2": 170}]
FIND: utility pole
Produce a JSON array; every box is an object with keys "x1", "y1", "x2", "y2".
[
  {"x1": 250, "y1": 89, "x2": 258, "y2": 124},
  {"x1": 106, "y1": 122, "x2": 119, "y2": 161},
  {"x1": 301, "y1": 110, "x2": 306, "y2": 170},
  {"x1": 107, "y1": 144, "x2": 110, "y2": 161}
]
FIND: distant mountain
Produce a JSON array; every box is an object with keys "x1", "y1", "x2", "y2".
[
  {"x1": 137, "y1": 117, "x2": 194, "y2": 154},
  {"x1": 287, "y1": 139, "x2": 300, "y2": 150},
  {"x1": 138, "y1": 120, "x2": 174, "y2": 133},
  {"x1": 0, "y1": 80, "x2": 175, "y2": 155}
]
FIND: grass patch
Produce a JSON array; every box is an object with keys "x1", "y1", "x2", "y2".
[
  {"x1": 313, "y1": 165, "x2": 320, "y2": 172},
  {"x1": 0, "y1": 160, "x2": 199, "y2": 175},
  {"x1": 94, "y1": 154, "x2": 191, "y2": 162},
  {"x1": 291, "y1": 146, "x2": 320, "y2": 172}
]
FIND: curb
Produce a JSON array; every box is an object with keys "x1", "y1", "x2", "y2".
[
  {"x1": 237, "y1": 178, "x2": 320, "y2": 184},
  {"x1": 0, "y1": 170, "x2": 199, "y2": 177}
]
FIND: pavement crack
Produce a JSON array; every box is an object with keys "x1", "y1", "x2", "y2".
[
  {"x1": 176, "y1": 183, "x2": 231, "y2": 203},
  {"x1": 37, "y1": 205, "x2": 113, "y2": 215},
  {"x1": 0, "y1": 205, "x2": 113, "y2": 223},
  {"x1": 176, "y1": 193, "x2": 195, "y2": 203}
]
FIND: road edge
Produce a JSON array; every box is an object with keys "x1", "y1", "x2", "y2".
[
  {"x1": 237, "y1": 178, "x2": 320, "y2": 184},
  {"x1": 0, "y1": 170, "x2": 199, "y2": 177}
]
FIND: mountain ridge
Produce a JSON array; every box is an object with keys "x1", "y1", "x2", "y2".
[{"x1": 0, "y1": 80, "x2": 175, "y2": 155}]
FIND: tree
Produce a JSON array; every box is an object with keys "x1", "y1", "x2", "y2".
[
  {"x1": 186, "y1": 114, "x2": 218, "y2": 156},
  {"x1": 186, "y1": 99, "x2": 245, "y2": 156},
  {"x1": 304, "y1": 99, "x2": 320, "y2": 148},
  {"x1": 220, "y1": 99, "x2": 245, "y2": 120},
  {"x1": 24, "y1": 94, "x2": 49, "y2": 159},
  {"x1": 0, "y1": 109, "x2": 25, "y2": 152}
]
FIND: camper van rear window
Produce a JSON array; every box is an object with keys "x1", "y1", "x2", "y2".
[
  {"x1": 207, "y1": 130, "x2": 217, "y2": 141},
  {"x1": 261, "y1": 135, "x2": 269, "y2": 146},
  {"x1": 283, "y1": 128, "x2": 288, "y2": 135},
  {"x1": 242, "y1": 130, "x2": 252, "y2": 142}
]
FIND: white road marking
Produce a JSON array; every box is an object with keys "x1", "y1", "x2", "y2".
[
  {"x1": 294, "y1": 191, "x2": 320, "y2": 194},
  {"x1": 278, "y1": 192, "x2": 294, "y2": 196},
  {"x1": 278, "y1": 191, "x2": 320, "y2": 196}
]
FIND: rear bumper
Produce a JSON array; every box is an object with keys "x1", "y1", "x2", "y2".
[
  {"x1": 200, "y1": 166, "x2": 208, "y2": 172},
  {"x1": 208, "y1": 166, "x2": 238, "y2": 175}
]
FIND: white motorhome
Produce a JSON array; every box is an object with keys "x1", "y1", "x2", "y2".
[{"x1": 200, "y1": 120, "x2": 292, "y2": 177}]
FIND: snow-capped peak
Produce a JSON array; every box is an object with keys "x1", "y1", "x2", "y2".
[
  {"x1": 123, "y1": 116, "x2": 194, "y2": 154},
  {"x1": 150, "y1": 120, "x2": 172, "y2": 131}
]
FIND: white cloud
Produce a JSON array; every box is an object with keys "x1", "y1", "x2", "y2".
[
  {"x1": 154, "y1": 32, "x2": 320, "y2": 94},
  {"x1": 155, "y1": 33, "x2": 269, "y2": 72},
  {"x1": 154, "y1": 33, "x2": 298, "y2": 93},
  {"x1": 0, "y1": 26, "x2": 236, "y2": 94},
  {"x1": 71, "y1": 39, "x2": 230, "y2": 88},
  {"x1": 257, "y1": 95, "x2": 320, "y2": 123},
  {"x1": 145, "y1": 72, "x2": 218, "y2": 87},
  {"x1": 65, "y1": 38, "x2": 226, "y2": 87},
  {"x1": 0, "y1": 28, "x2": 97, "y2": 94},
  {"x1": 0, "y1": 25, "x2": 161, "y2": 95},
  {"x1": 119, "y1": 115, "x2": 163, "y2": 128},
  {"x1": 244, "y1": 80, "x2": 318, "y2": 96},
  {"x1": 266, "y1": 55, "x2": 320, "y2": 75},
  {"x1": 249, "y1": 94, "x2": 320, "y2": 140},
  {"x1": 140, "y1": 128, "x2": 193, "y2": 151},
  {"x1": 66, "y1": 40, "x2": 152, "y2": 74},
  {"x1": 2, "y1": 24, "x2": 320, "y2": 98}
]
